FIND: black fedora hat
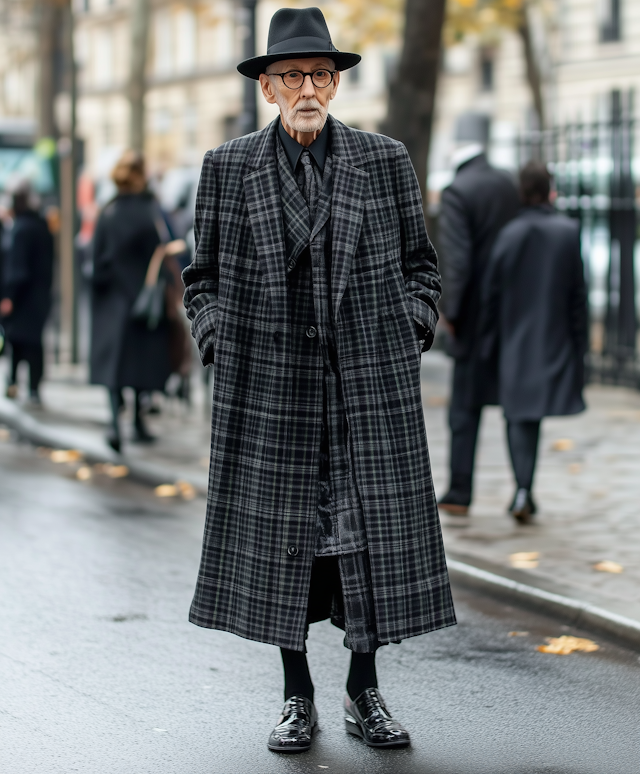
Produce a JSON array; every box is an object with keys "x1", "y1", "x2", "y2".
[{"x1": 237, "y1": 7, "x2": 361, "y2": 80}]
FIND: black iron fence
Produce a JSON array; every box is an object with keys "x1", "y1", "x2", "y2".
[{"x1": 511, "y1": 91, "x2": 639, "y2": 388}]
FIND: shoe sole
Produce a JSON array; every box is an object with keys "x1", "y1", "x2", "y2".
[
  {"x1": 345, "y1": 718, "x2": 410, "y2": 748},
  {"x1": 438, "y1": 503, "x2": 469, "y2": 516},
  {"x1": 267, "y1": 743, "x2": 312, "y2": 753}
]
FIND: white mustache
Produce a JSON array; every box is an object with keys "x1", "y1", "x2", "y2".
[{"x1": 293, "y1": 100, "x2": 322, "y2": 114}]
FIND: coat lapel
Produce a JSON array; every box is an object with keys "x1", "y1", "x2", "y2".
[
  {"x1": 242, "y1": 120, "x2": 289, "y2": 331},
  {"x1": 327, "y1": 117, "x2": 369, "y2": 321}
]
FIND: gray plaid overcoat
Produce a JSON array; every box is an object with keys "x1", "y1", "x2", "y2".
[{"x1": 183, "y1": 115, "x2": 456, "y2": 651}]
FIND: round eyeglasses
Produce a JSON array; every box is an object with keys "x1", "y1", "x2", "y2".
[{"x1": 270, "y1": 69, "x2": 336, "y2": 90}]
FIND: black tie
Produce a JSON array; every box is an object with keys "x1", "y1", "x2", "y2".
[{"x1": 298, "y1": 149, "x2": 322, "y2": 223}]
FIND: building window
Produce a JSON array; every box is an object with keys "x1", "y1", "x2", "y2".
[
  {"x1": 599, "y1": 0, "x2": 621, "y2": 42},
  {"x1": 94, "y1": 27, "x2": 114, "y2": 87},
  {"x1": 175, "y1": 8, "x2": 197, "y2": 73},
  {"x1": 480, "y1": 48, "x2": 494, "y2": 92},
  {"x1": 152, "y1": 108, "x2": 172, "y2": 135},
  {"x1": 154, "y1": 10, "x2": 173, "y2": 77}
]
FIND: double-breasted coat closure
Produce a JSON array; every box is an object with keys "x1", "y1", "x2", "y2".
[
  {"x1": 183, "y1": 116, "x2": 456, "y2": 652},
  {"x1": 2, "y1": 211, "x2": 53, "y2": 345},
  {"x1": 480, "y1": 205, "x2": 588, "y2": 421},
  {"x1": 90, "y1": 193, "x2": 171, "y2": 392},
  {"x1": 439, "y1": 154, "x2": 520, "y2": 408}
]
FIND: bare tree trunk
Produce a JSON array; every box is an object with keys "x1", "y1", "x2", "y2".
[
  {"x1": 383, "y1": 0, "x2": 447, "y2": 202},
  {"x1": 128, "y1": 0, "x2": 150, "y2": 152},
  {"x1": 518, "y1": 3, "x2": 545, "y2": 129},
  {"x1": 37, "y1": 0, "x2": 60, "y2": 139}
]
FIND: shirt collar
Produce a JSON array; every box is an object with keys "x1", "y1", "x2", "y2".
[{"x1": 278, "y1": 119, "x2": 329, "y2": 172}]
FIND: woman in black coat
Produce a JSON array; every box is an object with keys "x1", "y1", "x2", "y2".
[
  {"x1": 90, "y1": 152, "x2": 172, "y2": 452},
  {"x1": 480, "y1": 162, "x2": 588, "y2": 523},
  {"x1": 1, "y1": 188, "x2": 53, "y2": 403}
]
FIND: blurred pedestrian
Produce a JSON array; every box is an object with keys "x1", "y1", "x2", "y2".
[
  {"x1": 480, "y1": 161, "x2": 588, "y2": 523},
  {"x1": 438, "y1": 144, "x2": 520, "y2": 515},
  {"x1": 90, "y1": 151, "x2": 184, "y2": 452},
  {"x1": 183, "y1": 6, "x2": 454, "y2": 754},
  {"x1": 0, "y1": 185, "x2": 54, "y2": 404}
]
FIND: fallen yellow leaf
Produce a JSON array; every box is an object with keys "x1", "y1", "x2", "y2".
[
  {"x1": 106, "y1": 464, "x2": 129, "y2": 479},
  {"x1": 427, "y1": 395, "x2": 448, "y2": 407},
  {"x1": 155, "y1": 484, "x2": 179, "y2": 498},
  {"x1": 76, "y1": 466, "x2": 92, "y2": 481},
  {"x1": 50, "y1": 449, "x2": 83, "y2": 463},
  {"x1": 36, "y1": 447, "x2": 51, "y2": 457},
  {"x1": 0, "y1": 427, "x2": 10, "y2": 441},
  {"x1": 568, "y1": 463, "x2": 582, "y2": 475},
  {"x1": 537, "y1": 636, "x2": 599, "y2": 655},
  {"x1": 552, "y1": 438, "x2": 575, "y2": 451},
  {"x1": 593, "y1": 560, "x2": 624, "y2": 574},
  {"x1": 509, "y1": 551, "x2": 539, "y2": 569},
  {"x1": 508, "y1": 631, "x2": 529, "y2": 637},
  {"x1": 176, "y1": 480, "x2": 196, "y2": 500}
]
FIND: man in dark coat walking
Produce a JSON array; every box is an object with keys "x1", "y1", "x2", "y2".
[
  {"x1": 438, "y1": 146, "x2": 520, "y2": 514},
  {"x1": 182, "y1": 6, "x2": 455, "y2": 754},
  {"x1": 0, "y1": 187, "x2": 53, "y2": 403},
  {"x1": 480, "y1": 161, "x2": 588, "y2": 523}
]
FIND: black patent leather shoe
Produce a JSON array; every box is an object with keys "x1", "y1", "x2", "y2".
[
  {"x1": 344, "y1": 688, "x2": 410, "y2": 748},
  {"x1": 267, "y1": 695, "x2": 318, "y2": 753},
  {"x1": 510, "y1": 488, "x2": 537, "y2": 524}
]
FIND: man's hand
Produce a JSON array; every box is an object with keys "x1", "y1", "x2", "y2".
[{"x1": 0, "y1": 298, "x2": 13, "y2": 317}]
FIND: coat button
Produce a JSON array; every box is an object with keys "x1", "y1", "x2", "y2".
[
  {"x1": 287, "y1": 545, "x2": 299, "y2": 557},
  {"x1": 273, "y1": 330, "x2": 280, "y2": 342},
  {"x1": 306, "y1": 326, "x2": 317, "y2": 339}
]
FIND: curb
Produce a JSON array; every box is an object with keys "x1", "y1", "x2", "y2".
[
  {"x1": 0, "y1": 399, "x2": 208, "y2": 496},
  {"x1": 447, "y1": 558, "x2": 640, "y2": 652}
]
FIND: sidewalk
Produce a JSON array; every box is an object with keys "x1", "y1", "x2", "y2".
[{"x1": 1, "y1": 352, "x2": 639, "y2": 646}]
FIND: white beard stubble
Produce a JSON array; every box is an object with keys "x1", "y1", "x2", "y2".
[{"x1": 274, "y1": 93, "x2": 329, "y2": 133}]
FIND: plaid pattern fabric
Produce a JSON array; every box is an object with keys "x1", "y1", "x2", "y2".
[
  {"x1": 183, "y1": 115, "x2": 456, "y2": 651},
  {"x1": 276, "y1": 136, "x2": 367, "y2": 557}
]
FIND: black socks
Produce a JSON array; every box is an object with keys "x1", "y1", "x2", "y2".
[
  {"x1": 281, "y1": 648, "x2": 378, "y2": 703},
  {"x1": 346, "y1": 651, "x2": 378, "y2": 701},
  {"x1": 281, "y1": 648, "x2": 314, "y2": 702}
]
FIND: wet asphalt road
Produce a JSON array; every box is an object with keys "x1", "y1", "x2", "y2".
[{"x1": 1, "y1": 437, "x2": 639, "y2": 774}]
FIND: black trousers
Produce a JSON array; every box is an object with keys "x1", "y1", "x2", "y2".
[
  {"x1": 506, "y1": 420, "x2": 541, "y2": 491},
  {"x1": 448, "y1": 404, "x2": 482, "y2": 498},
  {"x1": 9, "y1": 341, "x2": 44, "y2": 393},
  {"x1": 448, "y1": 407, "x2": 541, "y2": 496}
]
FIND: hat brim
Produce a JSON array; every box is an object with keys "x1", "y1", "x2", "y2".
[{"x1": 237, "y1": 50, "x2": 361, "y2": 80}]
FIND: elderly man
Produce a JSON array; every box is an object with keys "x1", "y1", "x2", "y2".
[{"x1": 183, "y1": 6, "x2": 455, "y2": 753}]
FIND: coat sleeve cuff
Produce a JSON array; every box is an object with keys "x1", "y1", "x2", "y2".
[
  {"x1": 199, "y1": 330, "x2": 216, "y2": 366},
  {"x1": 411, "y1": 302, "x2": 438, "y2": 352},
  {"x1": 191, "y1": 304, "x2": 218, "y2": 357}
]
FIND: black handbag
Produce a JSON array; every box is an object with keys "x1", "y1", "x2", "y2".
[
  {"x1": 131, "y1": 203, "x2": 172, "y2": 330},
  {"x1": 131, "y1": 204, "x2": 187, "y2": 331},
  {"x1": 130, "y1": 244, "x2": 167, "y2": 331}
]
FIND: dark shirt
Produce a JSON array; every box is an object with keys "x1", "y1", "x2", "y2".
[{"x1": 277, "y1": 120, "x2": 328, "y2": 173}]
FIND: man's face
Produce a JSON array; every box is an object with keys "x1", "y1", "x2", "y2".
[{"x1": 259, "y1": 57, "x2": 340, "y2": 134}]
